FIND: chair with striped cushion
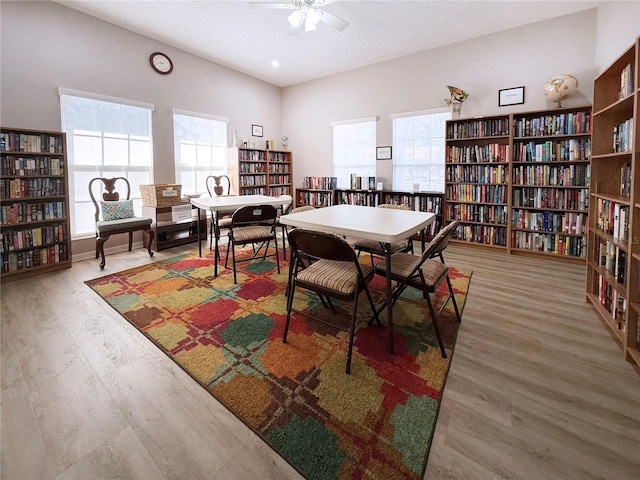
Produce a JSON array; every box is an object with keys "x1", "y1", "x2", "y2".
[
  {"x1": 352, "y1": 203, "x2": 415, "y2": 267},
  {"x1": 284, "y1": 228, "x2": 381, "y2": 374},
  {"x1": 224, "y1": 204, "x2": 280, "y2": 284},
  {"x1": 373, "y1": 220, "x2": 461, "y2": 358}
]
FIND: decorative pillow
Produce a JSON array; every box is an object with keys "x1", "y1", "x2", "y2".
[{"x1": 101, "y1": 199, "x2": 135, "y2": 221}]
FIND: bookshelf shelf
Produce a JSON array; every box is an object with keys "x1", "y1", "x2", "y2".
[
  {"x1": 1, "y1": 127, "x2": 72, "y2": 283},
  {"x1": 586, "y1": 34, "x2": 640, "y2": 370}
]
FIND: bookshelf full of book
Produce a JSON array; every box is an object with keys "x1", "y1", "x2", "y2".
[
  {"x1": 227, "y1": 147, "x2": 293, "y2": 197},
  {"x1": 295, "y1": 176, "x2": 337, "y2": 208},
  {"x1": 445, "y1": 107, "x2": 592, "y2": 261},
  {"x1": 0, "y1": 127, "x2": 72, "y2": 282},
  {"x1": 586, "y1": 35, "x2": 640, "y2": 369},
  {"x1": 445, "y1": 115, "x2": 511, "y2": 249},
  {"x1": 510, "y1": 106, "x2": 592, "y2": 259}
]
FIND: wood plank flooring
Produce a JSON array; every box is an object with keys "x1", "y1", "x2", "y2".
[{"x1": 2, "y1": 242, "x2": 639, "y2": 480}]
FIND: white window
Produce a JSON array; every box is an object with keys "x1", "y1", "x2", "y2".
[
  {"x1": 332, "y1": 117, "x2": 376, "y2": 188},
  {"x1": 392, "y1": 108, "x2": 451, "y2": 193},
  {"x1": 60, "y1": 89, "x2": 153, "y2": 237},
  {"x1": 173, "y1": 110, "x2": 228, "y2": 196}
]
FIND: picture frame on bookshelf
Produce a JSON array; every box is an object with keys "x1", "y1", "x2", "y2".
[
  {"x1": 376, "y1": 146, "x2": 392, "y2": 160},
  {"x1": 252, "y1": 124, "x2": 263, "y2": 137},
  {"x1": 499, "y1": 86, "x2": 525, "y2": 106}
]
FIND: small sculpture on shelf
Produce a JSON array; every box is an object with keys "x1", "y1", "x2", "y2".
[
  {"x1": 281, "y1": 135, "x2": 288, "y2": 150},
  {"x1": 543, "y1": 74, "x2": 578, "y2": 108},
  {"x1": 444, "y1": 85, "x2": 470, "y2": 118}
]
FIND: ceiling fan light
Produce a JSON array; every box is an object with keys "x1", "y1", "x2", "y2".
[
  {"x1": 304, "y1": 17, "x2": 317, "y2": 32},
  {"x1": 306, "y1": 7, "x2": 320, "y2": 25},
  {"x1": 288, "y1": 10, "x2": 303, "y2": 27}
]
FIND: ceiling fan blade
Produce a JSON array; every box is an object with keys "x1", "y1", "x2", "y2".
[
  {"x1": 249, "y1": 2, "x2": 297, "y2": 10},
  {"x1": 319, "y1": 10, "x2": 349, "y2": 31}
]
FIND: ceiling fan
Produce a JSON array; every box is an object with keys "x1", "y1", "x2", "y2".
[{"x1": 249, "y1": 0, "x2": 349, "y2": 35}]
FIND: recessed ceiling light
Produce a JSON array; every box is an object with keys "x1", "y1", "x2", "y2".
[{"x1": 270, "y1": 60, "x2": 280, "y2": 68}]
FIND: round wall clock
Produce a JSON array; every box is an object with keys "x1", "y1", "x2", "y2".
[{"x1": 150, "y1": 52, "x2": 173, "y2": 75}]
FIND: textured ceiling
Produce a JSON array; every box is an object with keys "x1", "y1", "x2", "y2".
[{"x1": 56, "y1": 0, "x2": 603, "y2": 87}]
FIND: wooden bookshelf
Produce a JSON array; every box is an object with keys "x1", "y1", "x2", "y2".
[
  {"x1": 510, "y1": 106, "x2": 591, "y2": 260},
  {"x1": 227, "y1": 146, "x2": 293, "y2": 197},
  {"x1": 296, "y1": 177, "x2": 337, "y2": 207},
  {"x1": 0, "y1": 127, "x2": 72, "y2": 282},
  {"x1": 445, "y1": 108, "x2": 592, "y2": 260},
  {"x1": 586, "y1": 35, "x2": 640, "y2": 370},
  {"x1": 445, "y1": 114, "x2": 510, "y2": 249}
]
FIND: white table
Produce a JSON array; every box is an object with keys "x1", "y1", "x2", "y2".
[
  {"x1": 280, "y1": 204, "x2": 435, "y2": 354},
  {"x1": 191, "y1": 195, "x2": 290, "y2": 276}
]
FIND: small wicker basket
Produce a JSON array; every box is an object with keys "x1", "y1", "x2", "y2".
[{"x1": 140, "y1": 184, "x2": 182, "y2": 207}]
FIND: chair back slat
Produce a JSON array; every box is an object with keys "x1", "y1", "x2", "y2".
[
  {"x1": 89, "y1": 177, "x2": 132, "y2": 223},
  {"x1": 231, "y1": 204, "x2": 278, "y2": 226},
  {"x1": 206, "y1": 175, "x2": 231, "y2": 197},
  {"x1": 288, "y1": 229, "x2": 356, "y2": 263}
]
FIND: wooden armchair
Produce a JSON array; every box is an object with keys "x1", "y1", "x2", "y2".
[
  {"x1": 89, "y1": 177, "x2": 154, "y2": 269},
  {"x1": 206, "y1": 174, "x2": 234, "y2": 253}
]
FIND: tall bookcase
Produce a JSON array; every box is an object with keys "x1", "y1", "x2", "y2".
[
  {"x1": 445, "y1": 115, "x2": 511, "y2": 249},
  {"x1": 227, "y1": 147, "x2": 293, "y2": 197},
  {"x1": 586, "y1": 35, "x2": 639, "y2": 369},
  {"x1": 511, "y1": 107, "x2": 591, "y2": 259},
  {"x1": 0, "y1": 127, "x2": 72, "y2": 282}
]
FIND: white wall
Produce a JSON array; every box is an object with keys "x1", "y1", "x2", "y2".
[
  {"x1": 595, "y1": 1, "x2": 640, "y2": 72},
  {"x1": 282, "y1": 9, "x2": 600, "y2": 189},
  {"x1": 0, "y1": 0, "x2": 283, "y2": 258},
  {"x1": 0, "y1": 1, "x2": 283, "y2": 185}
]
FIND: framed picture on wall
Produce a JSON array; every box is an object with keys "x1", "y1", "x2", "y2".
[
  {"x1": 252, "y1": 124, "x2": 263, "y2": 137},
  {"x1": 376, "y1": 146, "x2": 392, "y2": 160},
  {"x1": 498, "y1": 86, "x2": 525, "y2": 106}
]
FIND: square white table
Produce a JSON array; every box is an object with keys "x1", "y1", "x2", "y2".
[
  {"x1": 191, "y1": 194, "x2": 290, "y2": 276},
  {"x1": 280, "y1": 204, "x2": 435, "y2": 354}
]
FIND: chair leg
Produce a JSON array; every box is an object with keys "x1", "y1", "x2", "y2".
[
  {"x1": 231, "y1": 240, "x2": 238, "y2": 284},
  {"x1": 425, "y1": 294, "x2": 447, "y2": 358},
  {"x1": 145, "y1": 229, "x2": 155, "y2": 258},
  {"x1": 362, "y1": 284, "x2": 381, "y2": 326},
  {"x1": 345, "y1": 293, "x2": 361, "y2": 374},
  {"x1": 274, "y1": 235, "x2": 280, "y2": 274},
  {"x1": 446, "y1": 275, "x2": 462, "y2": 322},
  {"x1": 283, "y1": 281, "x2": 296, "y2": 343},
  {"x1": 281, "y1": 225, "x2": 288, "y2": 260},
  {"x1": 97, "y1": 235, "x2": 108, "y2": 269}
]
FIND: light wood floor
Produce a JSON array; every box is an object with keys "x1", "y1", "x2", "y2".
[{"x1": 2, "y1": 242, "x2": 639, "y2": 480}]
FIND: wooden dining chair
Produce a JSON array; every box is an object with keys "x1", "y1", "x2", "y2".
[
  {"x1": 88, "y1": 177, "x2": 154, "y2": 269},
  {"x1": 284, "y1": 228, "x2": 381, "y2": 374},
  {"x1": 206, "y1": 174, "x2": 233, "y2": 254},
  {"x1": 224, "y1": 204, "x2": 280, "y2": 283},
  {"x1": 372, "y1": 220, "x2": 461, "y2": 358}
]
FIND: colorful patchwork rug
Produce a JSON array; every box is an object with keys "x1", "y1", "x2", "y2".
[{"x1": 86, "y1": 248, "x2": 472, "y2": 480}]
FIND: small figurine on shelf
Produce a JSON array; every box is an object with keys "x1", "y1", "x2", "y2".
[
  {"x1": 444, "y1": 85, "x2": 470, "y2": 118},
  {"x1": 232, "y1": 130, "x2": 238, "y2": 147},
  {"x1": 281, "y1": 135, "x2": 288, "y2": 150}
]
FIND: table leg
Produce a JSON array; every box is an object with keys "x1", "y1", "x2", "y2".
[
  {"x1": 385, "y1": 242, "x2": 394, "y2": 354},
  {"x1": 214, "y1": 215, "x2": 219, "y2": 277},
  {"x1": 197, "y1": 207, "x2": 203, "y2": 257}
]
